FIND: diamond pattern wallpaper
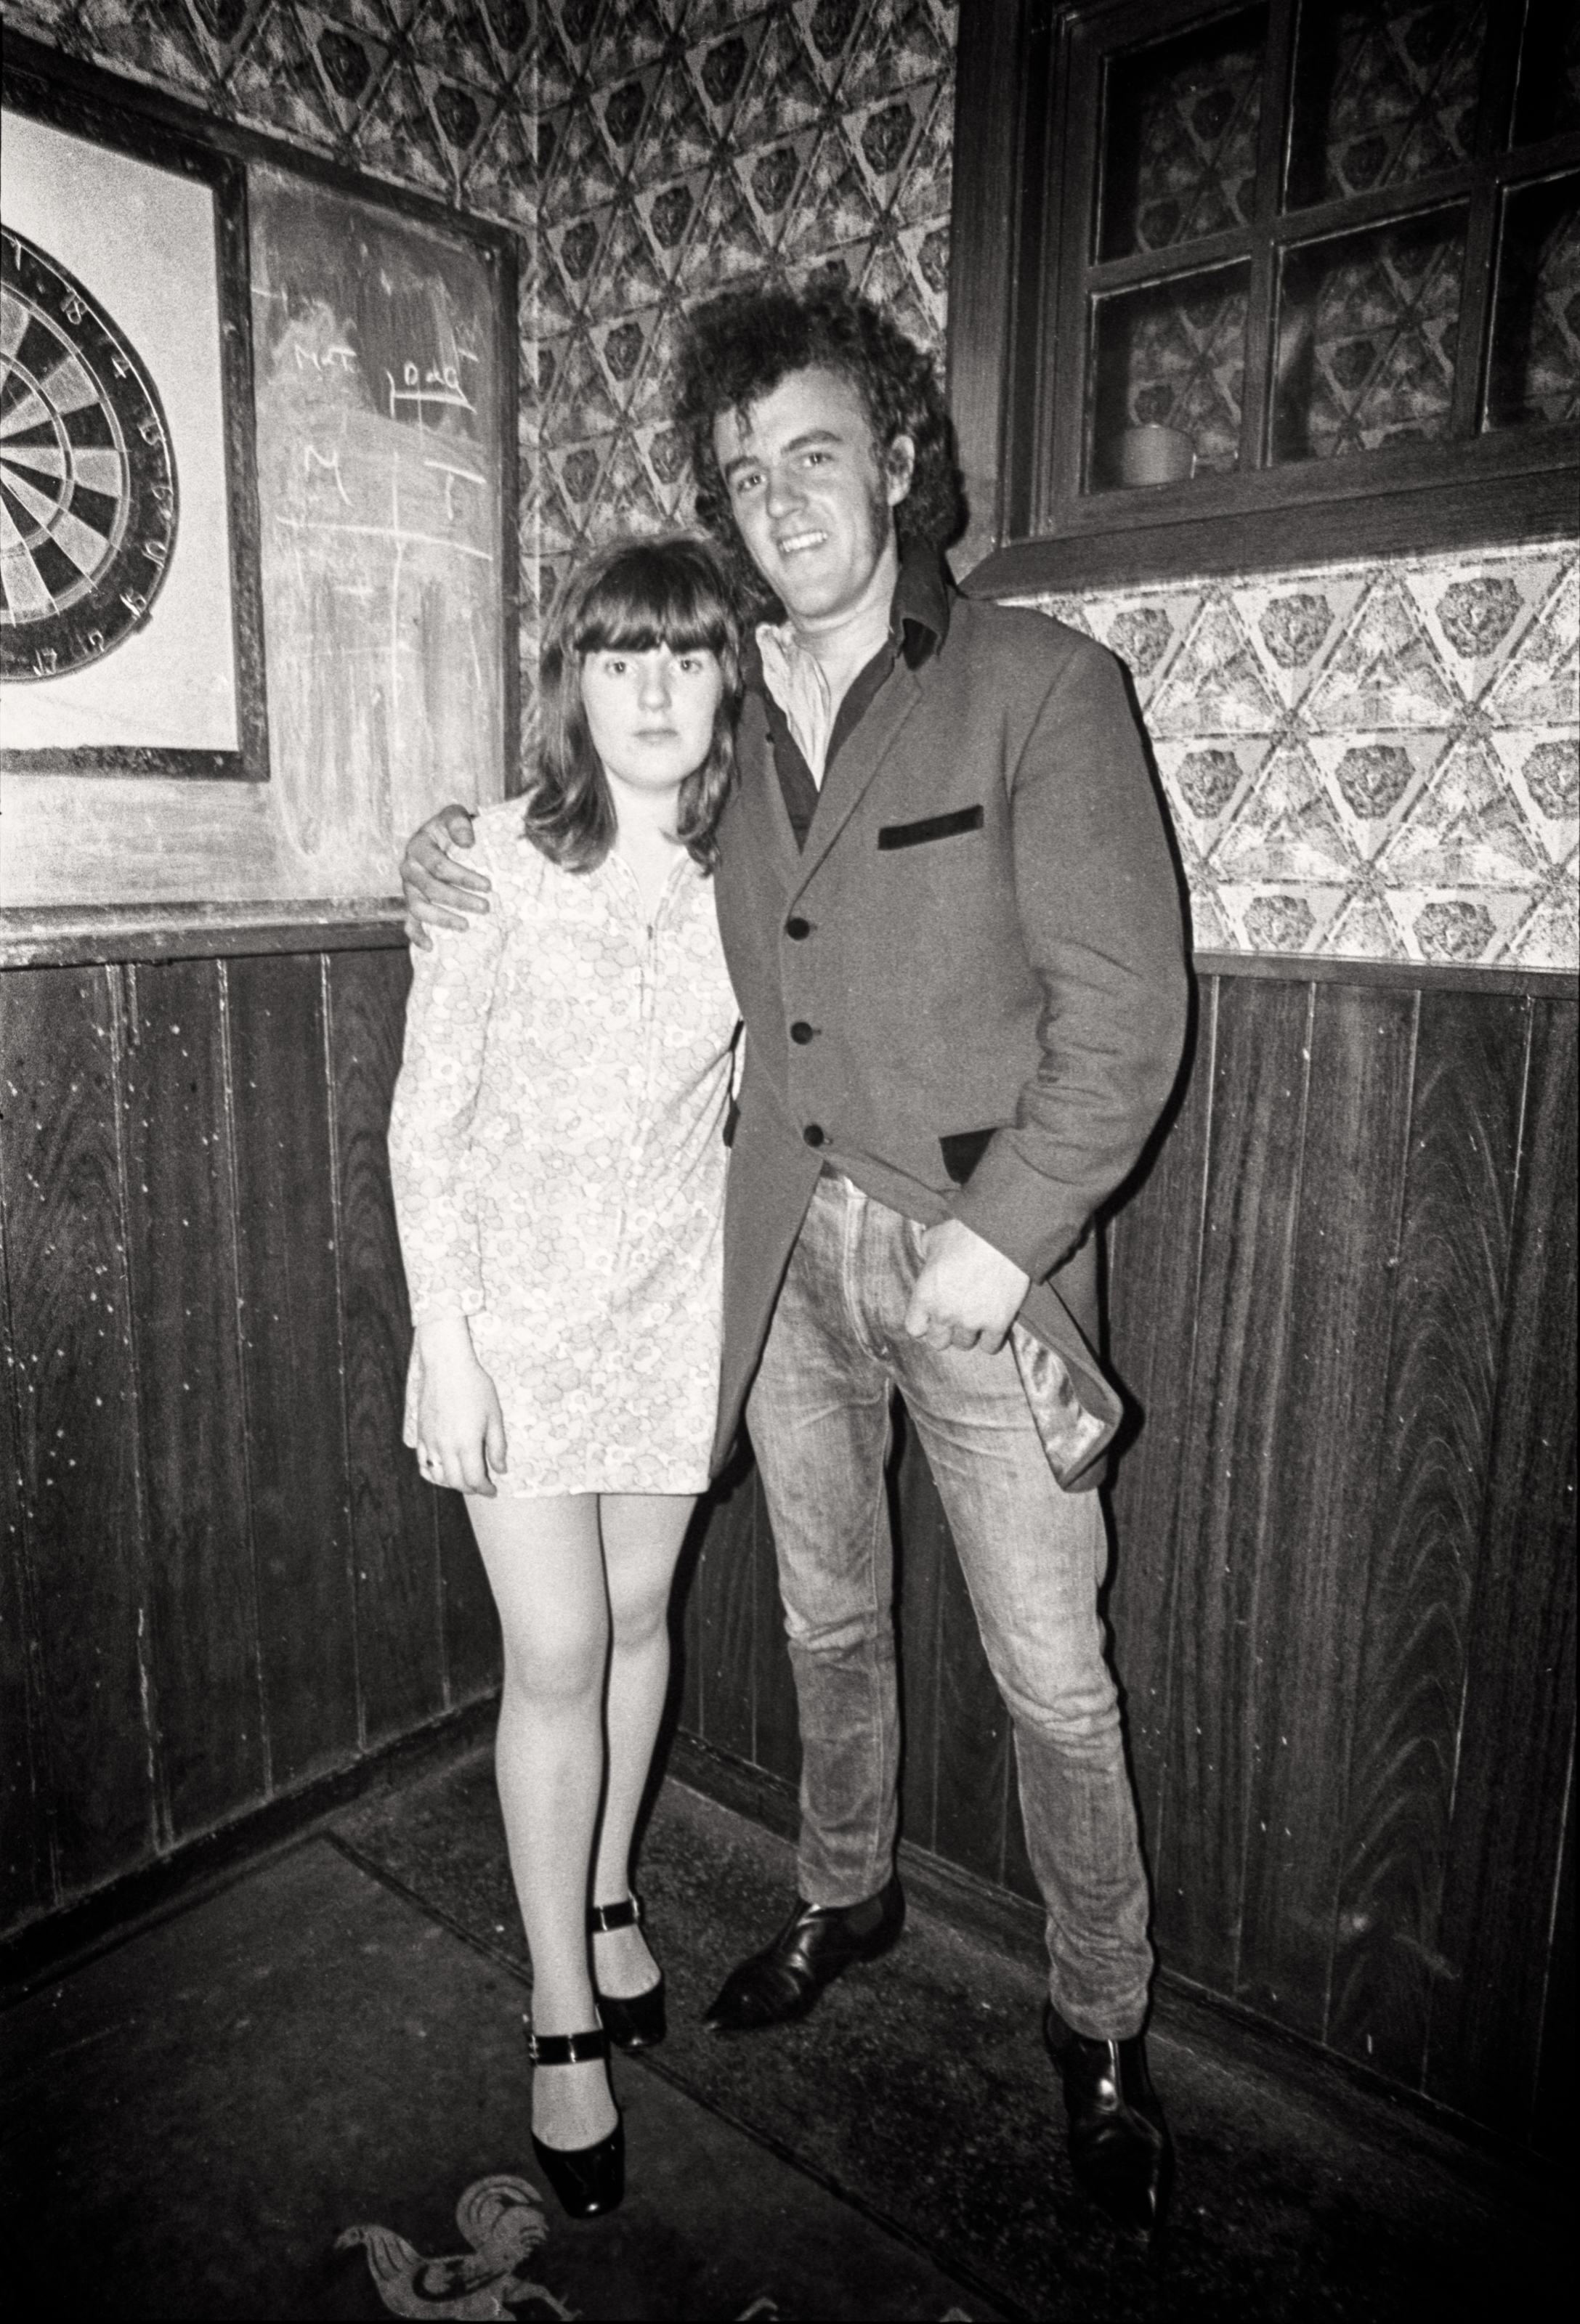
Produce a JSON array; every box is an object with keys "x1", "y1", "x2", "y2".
[{"x1": 3, "y1": 0, "x2": 1574, "y2": 964}]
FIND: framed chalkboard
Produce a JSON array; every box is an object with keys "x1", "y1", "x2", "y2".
[
  {"x1": 247, "y1": 165, "x2": 517, "y2": 850},
  {"x1": 0, "y1": 58, "x2": 268, "y2": 781}
]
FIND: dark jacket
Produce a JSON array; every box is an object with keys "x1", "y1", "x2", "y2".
[{"x1": 710, "y1": 566, "x2": 1189, "y2": 1484}]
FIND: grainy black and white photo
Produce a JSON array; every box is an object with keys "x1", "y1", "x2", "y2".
[{"x1": 1, "y1": 4, "x2": 1575, "y2": 2320}]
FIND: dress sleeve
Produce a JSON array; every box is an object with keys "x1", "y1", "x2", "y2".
[{"x1": 387, "y1": 854, "x2": 509, "y2": 1326}]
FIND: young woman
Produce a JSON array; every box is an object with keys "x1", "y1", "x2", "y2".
[{"x1": 387, "y1": 536, "x2": 741, "y2": 2219}]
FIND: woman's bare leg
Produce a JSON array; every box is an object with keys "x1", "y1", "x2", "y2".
[
  {"x1": 468, "y1": 1492, "x2": 616, "y2": 2153},
  {"x1": 590, "y1": 1492, "x2": 694, "y2": 1999}
]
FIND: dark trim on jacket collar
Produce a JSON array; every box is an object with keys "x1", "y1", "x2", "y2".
[
  {"x1": 894, "y1": 539, "x2": 950, "y2": 668},
  {"x1": 742, "y1": 541, "x2": 952, "y2": 691}
]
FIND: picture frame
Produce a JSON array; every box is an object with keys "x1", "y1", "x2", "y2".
[{"x1": 1, "y1": 54, "x2": 270, "y2": 782}]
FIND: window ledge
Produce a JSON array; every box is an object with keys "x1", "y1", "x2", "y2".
[{"x1": 964, "y1": 459, "x2": 1580, "y2": 597}]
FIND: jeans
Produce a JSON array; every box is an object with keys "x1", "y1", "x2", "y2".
[{"x1": 745, "y1": 1171, "x2": 1153, "y2": 2039}]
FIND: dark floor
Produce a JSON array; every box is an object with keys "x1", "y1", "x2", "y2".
[{"x1": 2, "y1": 1744, "x2": 1560, "y2": 2322}]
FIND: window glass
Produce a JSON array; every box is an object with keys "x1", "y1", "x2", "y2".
[
  {"x1": 1088, "y1": 260, "x2": 1251, "y2": 486},
  {"x1": 1287, "y1": 1, "x2": 1487, "y2": 211},
  {"x1": 1486, "y1": 173, "x2": 1580, "y2": 428},
  {"x1": 1098, "y1": 7, "x2": 1266, "y2": 260},
  {"x1": 1512, "y1": 8, "x2": 1580, "y2": 146},
  {"x1": 1273, "y1": 207, "x2": 1467, "y2": 460}
]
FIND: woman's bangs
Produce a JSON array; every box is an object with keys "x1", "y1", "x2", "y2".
[{"x1": 573, "y1": 553, "x2": 732, "y2": 660}]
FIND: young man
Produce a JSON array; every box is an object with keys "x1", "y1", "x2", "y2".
[{"x1": 402, "y1": 281, "x2": 1189, "y2": 2237}]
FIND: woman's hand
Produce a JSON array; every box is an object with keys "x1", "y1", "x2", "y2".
[
  {"x1": 402, "y1": 804, "x2": 491, "y2": 946},
  {"x1": 413, "y1": 1313, "x2": 508, "y2": 1495}
]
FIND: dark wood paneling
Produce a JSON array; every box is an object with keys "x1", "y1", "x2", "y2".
[
  {"x1": 1326, "y1": 991, "x2": 1529, "y2": 2085},
  {"x1": 121, "y1": 959, "x2": 264, "y2": 1838},
  {"x1": 0, "y1": 1231, "x2": 49, "y2": 1922},
  {"x1": 910, "y1": 1434, "x2": 1014, "y2": 1890},
  {"x1": 0, "y1": 968, "x2": 154, "y2": 1893},
  {"x1": 1532, "y1": 1785, "x2": 1574, "y2": 2159},
  {"x1": 678, "y1": 1494, "x2": 704, "y2": 1739},
  {"x1": 2, "y1": 940, "x2": 1572, "y2": 2156},
  {"x1": 327, "y1": 950, "x2": 445, "y2": 1745},
  {"x1": 895, "y1": 1406, "x2": 945, "y2": 1858},
  {"x1": 1427, "y1": 1002, "x2": 1578, "y2": 2136},
  {"x1": 692, "y1": 1465, "x2": 756, "y2": 1764},
  {"x1": 1236, "y1": 986, "x2": 1417, "y2": 2035},
  {"x1": 1154, "y1": 976, "x2": 1312, "y2": 1993},
  {"x1": 225, "y1": 954, "x2": 359, "y2": 1785},
  {"x1": 1000, "y1": 1748, "x2": 1040, "y2": 1908},
  {"x1": 437, "y1": 1485, "x2": 501, "y2": 1709},
  {"x1": 750, "y1": 1466, "x2": 801, "y2": 1789},
  {"x1": 1106, "y1": 980, "x2": 1215, "y2": 1866}
]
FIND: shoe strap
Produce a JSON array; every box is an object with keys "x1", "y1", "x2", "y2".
[
  {"x1": 525, "y1": 2025, "x2": 610, "y2": 2066},
  {"x1": 588, "y1": 1893, "x2": 642, "y2": 1934}
]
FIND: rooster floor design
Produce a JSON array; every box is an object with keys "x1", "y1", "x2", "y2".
[{"x1": 338, "y1": 2173, "x2": 575, "y2": 2320}]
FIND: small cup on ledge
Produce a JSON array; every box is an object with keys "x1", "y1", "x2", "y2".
[{"x1": 1116, "y1": 423, "x2": 1196, "y2": 487}]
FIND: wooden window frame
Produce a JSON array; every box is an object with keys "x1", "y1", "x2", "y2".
[{"x1": 949, "y1": 0, "x2": 1580, "y2": 594}]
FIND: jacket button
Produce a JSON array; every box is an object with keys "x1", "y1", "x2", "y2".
[
  {"x1": 785, "y1": 915, "x2": 811, "y2": 940},
  {"x1": 803, "y1": 1124, "x2": 825, "y2": 1147},
  {"x1": 790, "y1": 1020, "x2": 815, "y2": 1044}
]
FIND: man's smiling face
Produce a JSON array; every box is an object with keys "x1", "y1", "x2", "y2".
[{"x1": 713, "y1": 365, "x2": 915, "y2": 630}]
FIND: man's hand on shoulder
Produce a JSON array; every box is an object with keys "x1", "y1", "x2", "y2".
[
  {"x1": 402, "y1": 803, "x2": 490, "y2": 946},
  {"x1": 904, "y1": 1218, "x2": 1030, "y2": 1354}
]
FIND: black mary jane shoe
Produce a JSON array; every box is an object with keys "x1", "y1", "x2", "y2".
[
  {"x1": 1043, "y1": 2002, "x2": 1170, "y2": 2240},
  {"x1": 703, "y1": 1875, "x2": 905, "y2": 2033},
  {"x1": 525, "y1": 2023, "x2": 624, "y2": 2219},
  {"x1": 590, "y1": 1894, "x2": 666, "y2": 2051}
]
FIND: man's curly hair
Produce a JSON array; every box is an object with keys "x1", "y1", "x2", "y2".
[{"x1": 673, "y1": 275, "x2": 964, "y2": 609}]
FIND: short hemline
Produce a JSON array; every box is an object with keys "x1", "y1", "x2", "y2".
[{"x1": 454, "y1": 1468, "x2": 712, "y2": 1500}]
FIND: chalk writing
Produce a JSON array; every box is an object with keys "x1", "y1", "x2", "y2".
[
  {"x1": 424, "y1": 456, "x2": 486, "y2": 520},
  {"x1": 385, "y1": 362, "x2": 476, "y2": 420},
  {"x1": 304, "y1": 444, "x2": 353, "y2": 505},
  {"x1": 294, "y1": 340, "x2": 358, "y2": 375}
]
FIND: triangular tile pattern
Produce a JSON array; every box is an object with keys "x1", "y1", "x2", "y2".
[{"x1": 1029, "y1": 545, "x2": 1579, "y2": 969}]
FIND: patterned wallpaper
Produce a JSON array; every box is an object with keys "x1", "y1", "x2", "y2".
[{"x1": 4, "y1": 0, "x2": 1574, "y2": 965}]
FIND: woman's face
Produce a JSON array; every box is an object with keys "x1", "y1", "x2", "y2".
[{"x1": 580, "y1": 643, "x2": 724, "y2": 810}]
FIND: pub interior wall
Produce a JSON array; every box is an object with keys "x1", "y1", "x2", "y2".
[{"x1": 3, "y1": 0, "x2": 1573, "y2": 961}]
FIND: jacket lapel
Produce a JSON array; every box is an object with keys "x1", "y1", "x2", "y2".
[
  {"x1": 736, "y1": 691, "x2": 800, "y2": 876},
  {"x1": 793, "y1": 659, "x2": 925, "y2": 893}
]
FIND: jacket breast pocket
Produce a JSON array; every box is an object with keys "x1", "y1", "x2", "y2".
[{"x1": 876, "y1": 804, "x2": 985, "y2": 851}]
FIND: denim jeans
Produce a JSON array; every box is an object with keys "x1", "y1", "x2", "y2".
[{"x1": 745, "y1": 1171, "x2": 1153, "y2": 2039}]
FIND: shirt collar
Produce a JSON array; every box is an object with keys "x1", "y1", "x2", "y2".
[{"x1": 744, "y1": 541, "x2": 952, "y2": 692}]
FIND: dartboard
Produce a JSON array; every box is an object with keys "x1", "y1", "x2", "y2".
[{"x1": 0, "y1": 227, "x2": 178, "y2": 681}]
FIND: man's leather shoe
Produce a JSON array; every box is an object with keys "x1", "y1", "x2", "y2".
[
  {"x1": 704, "y1": 1877, "x2": 904, "y2": 2033},
  {"x1": 1044, "y1": 2004, "x2": 1170, "y2": 2238}
]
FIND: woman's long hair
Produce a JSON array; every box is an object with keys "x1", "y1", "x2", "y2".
[{"x1": 524, "y1": 535, "x2": 742, "y2": 874}]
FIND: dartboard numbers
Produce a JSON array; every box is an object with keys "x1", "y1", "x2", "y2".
[{"x1": 0, "y1": 227, "x2": 179, "y2": 680}]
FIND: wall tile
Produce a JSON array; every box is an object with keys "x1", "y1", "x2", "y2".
[{"x1": 1029, "y1": 547, "x2": 1579, "y2": 969}]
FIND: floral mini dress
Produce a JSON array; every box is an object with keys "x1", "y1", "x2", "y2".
[{"x1": 389, "y1": 799, "x2": 740, "y2": 1496}]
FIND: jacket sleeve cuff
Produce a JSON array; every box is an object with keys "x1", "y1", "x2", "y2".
[{"x1": 950, "y1": 1137, "x2": 1085, "y2": 1283}]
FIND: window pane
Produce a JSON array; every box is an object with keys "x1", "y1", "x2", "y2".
[
  {"x1": 1087, "y1": 261, "x2": 1250, "y2": 488},
  {"x1": 1288, "y1": 1, "x2": 1487, "y2": 210},
  {"x1": 1512, "y1": 5, "x2": 1580, "y2": 145},
  {"x1": 1098, "y1": 8, "x2": 1265, "y2": 261},
  {"x1": 1486, "y1": 174, "x2": 1580, "y2": 429},
  {"x1": 1273, "y1": 208, "x2": 1467, "y2": 460}
]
